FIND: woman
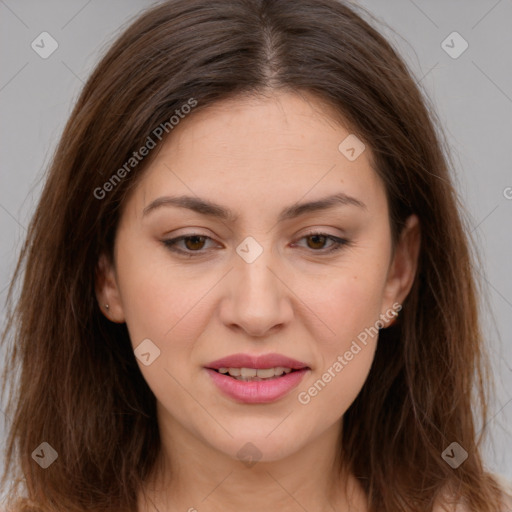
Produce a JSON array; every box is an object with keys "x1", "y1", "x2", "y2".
[{"x1": 1, "y1": 0, "x2": 510, "y2": 510}]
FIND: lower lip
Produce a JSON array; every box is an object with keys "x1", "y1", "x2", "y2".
[{"x1": 205, "y1": 368, "x2": 309, "y2": 404}]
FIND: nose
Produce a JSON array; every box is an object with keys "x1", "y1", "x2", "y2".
[{"x1": 218, "y1": 242, "x2": 293, "y2": 338}]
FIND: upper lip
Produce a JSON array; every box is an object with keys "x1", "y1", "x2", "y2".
[{"x1": 205, "y1": 353, "x2": 309, "y2": 370}]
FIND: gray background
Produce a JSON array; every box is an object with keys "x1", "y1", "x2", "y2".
[{"x1": 0, "y1": 0, "x2": 511, "y2": 482}]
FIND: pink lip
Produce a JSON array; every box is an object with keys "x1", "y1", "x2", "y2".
[
  {"x1": 205, "y1": 352, "x2": 309, "y2": 370},
  {"x1": 204, "y1": 352, "x2": 310, "y2": 404},
  {"x1": 205, "y1": 368, "x2": 309, "y2": 404}
]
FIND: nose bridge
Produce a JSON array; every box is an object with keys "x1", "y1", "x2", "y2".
[
  {"x1": 235, "y1": 234, "x2": 281, "y2": 306},
  {"x1": 221, "y1": 234, "x2": 291, "y2": 335}
]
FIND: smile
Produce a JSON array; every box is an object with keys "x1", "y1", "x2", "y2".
[
  {"x1": 204, "y1": 352, "x2": 311, "y2": 403},
  {"x1": 215, "y1": 366, "x2": 294, "y2": 380}
]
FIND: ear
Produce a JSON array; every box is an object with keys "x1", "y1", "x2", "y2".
[
  {"x1": 95, "y1": 252, "x2": 126, "y2": 323},
  {"x1": 381, "y1": 214, "x2": 421, "y2": 325}
]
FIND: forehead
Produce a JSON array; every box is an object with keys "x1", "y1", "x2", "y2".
[{"x1": 125, "y1": 91, "x2": 386, "y2": 222}]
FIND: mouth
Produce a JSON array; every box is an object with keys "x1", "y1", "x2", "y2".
[
  {"x1": 209, "y1": 366, "x2": 304, "y2": 382},
  {"x1": 204, "y1": 353, "x2": 310, "y2": 404}
]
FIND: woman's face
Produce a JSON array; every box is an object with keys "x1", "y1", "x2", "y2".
[{"x1": 97, "y1": 91, "x2": 419, "y2": 463}]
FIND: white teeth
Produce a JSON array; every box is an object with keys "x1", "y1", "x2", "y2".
[
  {"x1": 216, "y1": 367, "x2": 295, "y2": 379},
  {"x1": 256, "y1": 368, "x2": 275, "y2": 378},
  {"x1": 240, "y1": 368, "x2": 257, "y2": 378}
]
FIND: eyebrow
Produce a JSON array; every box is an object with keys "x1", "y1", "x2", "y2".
[{"x1": 142, "y1": 192, "x2": 367, "y2": 222}]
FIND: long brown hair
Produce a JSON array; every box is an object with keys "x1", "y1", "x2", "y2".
[{"x1": 0, "y1": 0, "x2": 507, "y2": 510}]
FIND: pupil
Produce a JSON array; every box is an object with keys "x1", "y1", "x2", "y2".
[{"x1": 308, "y1": 234, "x2": 326, "y2": 249}]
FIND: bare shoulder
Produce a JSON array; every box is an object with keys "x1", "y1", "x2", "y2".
[{"x1": 494, "y1": 474, "x2": 512, "y2": 512}]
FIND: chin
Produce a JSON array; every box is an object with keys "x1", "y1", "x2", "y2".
[{"x1": 210, "y1": 433, "x2": 303, "y2": 465}]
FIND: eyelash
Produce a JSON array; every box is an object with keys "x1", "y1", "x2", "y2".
[{"x1": 162, "y1": 231, "x2": 350, "y2": 257}]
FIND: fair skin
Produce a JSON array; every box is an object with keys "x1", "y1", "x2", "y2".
[{"x1": 96, "y1": 91, "x2": 421, "y2": 512}]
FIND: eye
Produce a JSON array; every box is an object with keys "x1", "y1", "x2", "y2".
[
  {"x1": 291, "y1": 231, "x2": 349, "y2": 254},
  {"x1": 162, "y1": 231, "x2": 350, "y2": 257},
  {"x1": 162, "y1": 234, "x2": 216, "y2": 257}
]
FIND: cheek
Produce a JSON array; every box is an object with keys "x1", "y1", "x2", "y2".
[
  {"x1": 115, "y1": 237, "x2": 206, "y2": 347},
  {"x1": 115, "y1": 242, "x2": 220, "y2": 413},
  {"x1": 292, "y1": 254, "x2": 388, "y2": 416},
  {"x1": 115, "y1": 252, "x2": 208, "y2": 410},
  {"x1": 294, "y1": 276, "x2": 383, "y2": 425},
  {"x1": 301, "y1": 255, "x2": 388, "y2": 351},
  {"x1": 295, "y1": 339, "x2": 376, "y2": 434}
]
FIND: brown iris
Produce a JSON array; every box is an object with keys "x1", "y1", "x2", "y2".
[{"x1": 183, "y1": 235, "x2": 207, "y2": 251}]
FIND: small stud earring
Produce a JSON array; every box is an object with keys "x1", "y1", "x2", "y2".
[
  {"x1": 105, "y1": 304, "x2": 110, "y2": 310},
  {"x1": 389, "y1": 310, "x2": 399, "y2": 326}
]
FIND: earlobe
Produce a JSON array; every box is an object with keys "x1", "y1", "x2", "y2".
[{"x1": 95, "y1": 252, "x2": 126, "y2": 323}]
